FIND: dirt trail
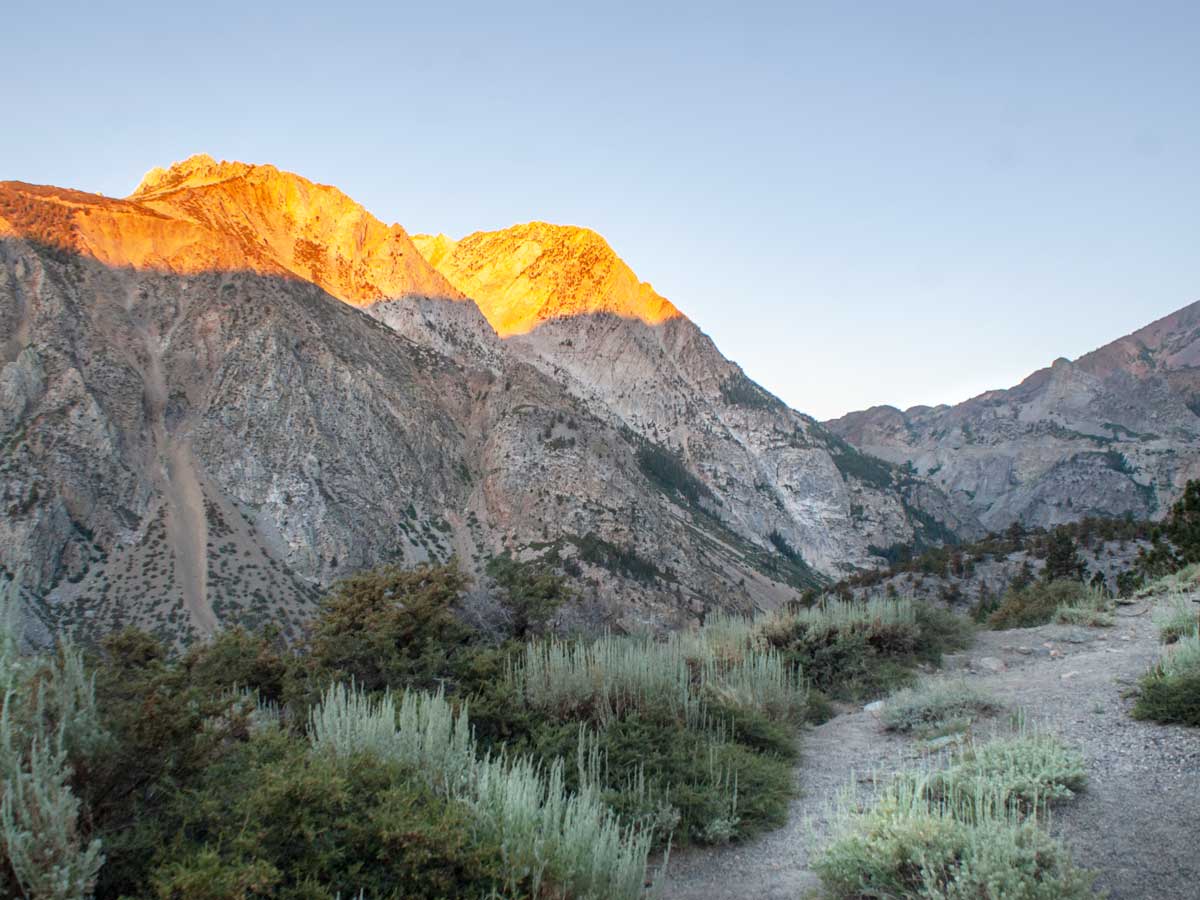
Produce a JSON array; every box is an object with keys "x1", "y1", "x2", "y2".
[{"x1": 663, "y1": 598, "x2": 1200, "y2": 900}]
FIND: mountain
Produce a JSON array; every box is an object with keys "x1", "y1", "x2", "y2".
[
  {"x1": 413, "y1": 223, "x2": 979, "y2": 574},
  {"x1": 0, "y1": 156, "x2": 964, "y2": 642},
  {"x1": 827, "y1": 302, "x2": 1200, "y2": 531}
]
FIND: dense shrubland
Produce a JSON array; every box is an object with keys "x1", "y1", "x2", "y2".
[{"x1": 0, "y1": 557, "x2": 985, "y2": 898}]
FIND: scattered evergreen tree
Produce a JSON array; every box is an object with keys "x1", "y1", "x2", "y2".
[
  {"x1": 1043, "y1": 528, "x2": 1085, "y2": 582},
  {"x1": 486, "y1": 554, "x2": 572, "y2": 638}
]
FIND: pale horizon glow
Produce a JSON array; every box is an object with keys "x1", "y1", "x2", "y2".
[{"x1": 3, "y1": 1, "x2": 1197, "y2": 420}]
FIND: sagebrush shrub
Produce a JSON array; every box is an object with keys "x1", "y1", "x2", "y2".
[
  {"x1": 1154, "y1": 594, "x2": 1200, "y2": 644},
  {"x1": 880, "y1": 680, "x2": 1000, "y2": 735},
  {"x1": 309, "y1": 682, "x2": 654, "y2": 899},
  {"x1": 988, "y1": 579, "x2": 1094, "y2": 629},
  {"x1": 924, "y1": 732, "x2": 1087, "y2": 813},
  {"x1": 813, "y1": 778, "x2": 1097, "y2": 899}
]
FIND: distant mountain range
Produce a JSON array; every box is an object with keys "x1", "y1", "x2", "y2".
[
  {"x1": 827, "y1": 302, "x2": 1200, "y2": 532},
  {"x1": 0, "y1": 154, "x2": 1192, "y2": 641}
]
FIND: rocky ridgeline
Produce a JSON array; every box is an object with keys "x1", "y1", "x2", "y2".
[
  {"x1": 827, "y1": 302, "x2": 1200, "y2": 530},
  {"x1": 0, "y1": 157, "x2": 964, "y2": 642}
]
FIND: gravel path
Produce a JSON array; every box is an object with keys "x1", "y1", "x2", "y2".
[{"x1": 663, "y1": 597, "x2": 1200, "y2": 899}]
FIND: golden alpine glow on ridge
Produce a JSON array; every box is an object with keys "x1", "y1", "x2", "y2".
[
  {"x1": 412, "y1": 222, "x2": 682, "y2": 337},
  {"x1": 1, "y1": 155, "x2": 684, "y2": 337}
]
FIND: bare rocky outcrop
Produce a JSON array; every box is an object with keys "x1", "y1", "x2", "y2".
[{"x1": 827, "y1": 302, "x2": 1200, "y2": 530}]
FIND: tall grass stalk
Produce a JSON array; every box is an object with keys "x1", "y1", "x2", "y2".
[
  {"x1": 1154, "y1": 593, "x2": 1200, "y2": 644},
  {"x1": 309, "y1": 682, "x2": 654, "y2": 899},
  {"x1": 507, "y1": 632, "x2": 806, "y2": 728}
]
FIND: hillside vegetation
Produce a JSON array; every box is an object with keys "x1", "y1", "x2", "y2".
[{"x1": 0, "y1": 562, "x2": 983, "y2": 899}]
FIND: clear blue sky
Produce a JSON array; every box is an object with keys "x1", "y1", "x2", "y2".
[{"x1": 4, "y1": 1, "x2": 1197, "y2": 419}]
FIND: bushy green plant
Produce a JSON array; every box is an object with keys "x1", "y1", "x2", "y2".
[
  {"x1": 1134, "y1": 629, "x2": 1200, "y2": 726},
  {"x1": 812, "y1": 776, "x2": 1098, "y2": 899},
  {"x1": 924, "y1": 732, "x2": 1087, "y2": 813},
  {"x1": 758, "y1": 598, "x2": 968, "y2": 701},
  {"x1": 302, "y1": 562, "x2": 477, "y2": 695},
  {"x1": 485, "y1": 554, "x2": 573, "y2": 638},
  {"x1": 309, "y1": 682, "x2": 653, "y2": 899},
  {"x1": 0, "y1": 582, "x2": 106, "y2": 900},
  {"x1": 1054, "y1": 586, "x2": 1115, "y2": 627},
  {"x1": 151, "y1": 730, "x2": 523, "y2": 900},
  {"x1": 506, "y1": 632, "x2": 807, "y2": 728},
  {"x1": 987, "y1": 579, "x2": 1092, "y2": 629},
  {"x1": 1153, "y1": 593, "x2": 1200, "y2": 644},
  {"x1": 1135, "y1": 563, "x2": 1200, "y2": 599},
  {"x1": 880, "y1": 680, "x2": 1000, "y2": 735}
]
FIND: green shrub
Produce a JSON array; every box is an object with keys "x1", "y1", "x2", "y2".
[
  {"x1": 507, "y1": 632, "x2": 807, "y2": 728},
  {"x1": 0, "y1": 584, "x2": 106, "y2": 900},
  {"x1": 1054, "y1": 586, "x2": 1115, "y2": 627},
  {"x1": 152, "y1": 730, "x2": 522, "y2": 900},
  {"x1": 880, "y1": 681, "x2": 1000, "y2": 736},
  {"x1": 812, "y1": 777, "x2": 1098, "y2": 899},
  {"x1": 987, "y1": 579, "x2": 1093, "y2": 630},
  {"x1": 925, "y1": 732, "x2": 1087, "y2": 813},
  {"x1": 1134, "y1": 629, "x2": 1200, "y2": 726},
  {"x1": 758, "y1": 598, "x2": 970, "y2": 701},
  {"x1": 309, "y1": 682, "x2": 653, "y2": 899},
  {"x1": 485, "y1": 554, "x2": 572, "y2": 638},
  {"x1": 1153, "y1": 593, "x2": 1200, "y2": 644},
  {"x1": 1135, "y1": 563, "x2": 1200, "y2": 599},
  {"x1": 912, "y1": 603, "x2": 975, "y2": 663},
  {"x1": 302, "y1": 562, "x2": 477, "y2": 695}
]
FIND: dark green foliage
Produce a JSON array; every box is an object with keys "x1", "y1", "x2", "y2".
[
  {"x1": 572, "y1": 531, "x2": 670, "y2": 583},
  {"x1": 760, "y1": 602, "x2": 972, "y2": 702},
  {"x1": 718, "y1": 371, "x2": 782, "y2": 410},
  {"x1": 1164, "y1": 479, "x2": 1200, "y2": 564},
  {"x1": 636, "y1": 443, "x2": 713, "y2": 505},
  {"x1": 762, "y1": 617, "x2": 916, "y2": 702},
  {"x1": 1133, "y1": 670, "x2": 1200, "y2": 726},
  {"x1": 987, "y1": 579, "x2": 1087, "y2": 630},
  {"x1": 522, "y1": 712, "x2": 794, "y2": 846},
  {"x1": 768, "y1": 531, "x2": 804, "y2": 565},
  {"x1": 151, "y1": 733, "x2": 520, "y2": 899},
  {"x1": 824, "y1": 435, "x2": 895, "y2": 490},
  {"x1": 1043, "y1": 528, "x2": 1085, "y2": 582},
  {"x1": 912, "y1": 602, "x2": 976, "y2": 664},
  {"x1": 302, "y1": 562, "x2": 477, "y2": 694},
  {"x1": 485, "y1": 553, "x2": 572, "y2": 638}
]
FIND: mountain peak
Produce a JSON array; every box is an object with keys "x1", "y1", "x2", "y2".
[
  {"x1": 413, "y1": 222, "x2": 681, "y2": 336},
  {"x1": 131, "y1": 153, "x2": 225, "y2": 196},
  {"x1": 127, "y1": 155, "x2": 462, "y2": 305}
]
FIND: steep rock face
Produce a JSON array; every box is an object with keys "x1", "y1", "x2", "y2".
[
  {"x1": 827, "y1": 302, "x2": 1200, "y2": 530},
  {"x1": 415, "y1": 223, "x2": 978, "y2": 573},
  {"x1": 0, "y1": 171, "x2": 875, "y2": 642}
]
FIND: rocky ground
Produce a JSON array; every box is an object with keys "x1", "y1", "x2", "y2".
[{"x1": 663, "y1": 596, "x2": 1200, "y2": 899}]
